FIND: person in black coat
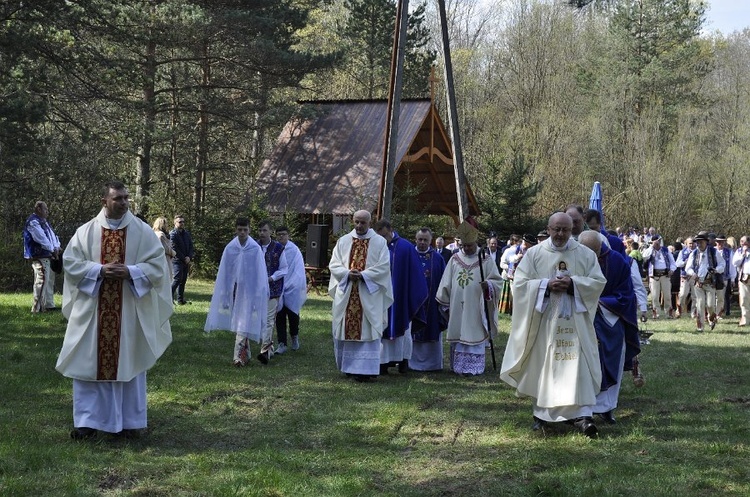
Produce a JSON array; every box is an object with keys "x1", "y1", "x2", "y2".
[
  {"x1": 435, "y1": 236, "x2": 454, "y2": 264},
  {"x1": 169, "y1": 214, "x2": 195, "y2": 304}
]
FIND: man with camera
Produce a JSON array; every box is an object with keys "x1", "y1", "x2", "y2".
[
  {"x1": 641, "y1": 234, "x2": 677, "y2": 319},
  {"x1": 685, "y1": 231, "x2": 725, "y2": 332}
]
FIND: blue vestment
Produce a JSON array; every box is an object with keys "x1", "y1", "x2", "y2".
[
  {"x1": 603, "y1": 229, "x2": 626, "y2": 257},
  {"x1": 412, "y1": 247, "x2": 447, "y2": 342},
  {"x1": 595, "y1": 245, "x2": 640, "y2": 390},
  {"x1": 383, "y1": 233, "x2": 428, "y2": 340}
]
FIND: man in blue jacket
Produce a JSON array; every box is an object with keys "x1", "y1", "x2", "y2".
[{"x1": 23, "y1": 201, "x2": 62, "y2": 312}]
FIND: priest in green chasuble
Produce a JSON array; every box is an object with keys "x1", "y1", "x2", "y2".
[{"x1": 500, "y1": 212, "x2": 605, "y2": 437}]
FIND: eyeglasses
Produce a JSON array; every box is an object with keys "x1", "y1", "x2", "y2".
[{"x1": 548, "y1": 227, "x2": 571, "y2": 234}]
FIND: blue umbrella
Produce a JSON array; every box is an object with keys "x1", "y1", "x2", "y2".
[{"x1": 589, "y1": 181, "x2": 605, "y2": 231}]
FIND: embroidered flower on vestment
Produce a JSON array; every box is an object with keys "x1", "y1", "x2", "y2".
[{"x1": 457, "y1": 268, "x2": 473, "y2": 288}]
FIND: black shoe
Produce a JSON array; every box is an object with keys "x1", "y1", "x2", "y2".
[
  {"x1": 117, "y1": 429, "x2": 141, "y2": 439},
  {"x1": 379, "y1": 364, "x2": 390, "y2": 375},
  {"x1": 573, "y1": 417, "x2": 598, "y2": 438},
  {"x1": 256, "y1": 351, "x2": 269, "y2": 365},
  {"x1": 398, "y1": 360, "x2": 408, "y2": 374},
  {"x1": 354, "y1": 374, "x2": 373, "y2": 382},
  {"x1": 532, "y1": 416, "x2": 547, "y2": 431},
  {"x1": 596, "y1": 410, "x2": 617, "y2": 425},
  {"x1": 70, "y1": 427, "x2": 97, "y2": 440}
]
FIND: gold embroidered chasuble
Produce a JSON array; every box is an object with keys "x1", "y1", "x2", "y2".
[
  {"x1": 344, "y1": 238, "x2": 368, "y2": 340},
  {"x1": 56, "y1": 209, "x2": 173, "y2": 382},
  {"x1": 97, "y1": 228, "x2": 127, "y2": 380},
  {"x1": 328, "y1": 229, "x2": 393, "y2": 342}
]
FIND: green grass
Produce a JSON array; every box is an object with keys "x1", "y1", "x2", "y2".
[{"x1": 1, "y1": 281, "x2": 749, "y2": 496}]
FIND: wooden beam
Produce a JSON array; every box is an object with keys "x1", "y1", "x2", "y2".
[
  {"x1": 378, "y1": 0, "x2": 409, "y2": 220},
  {"x1": 437, "y1": 0, "x2": 468, "y2": 222}
]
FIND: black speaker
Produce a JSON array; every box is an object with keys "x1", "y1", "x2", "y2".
[{"x1": 305, "y1": 224, "x2": 329, "y2": 268}]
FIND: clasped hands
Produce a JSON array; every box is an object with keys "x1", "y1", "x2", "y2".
[
  {"x1": 548, "y1": 275, "x2": 572, "y2": 293},
  {"x1": 100, "y1": 263, "x2": 130, "y2": 280},
  {"x1": 348, "y1": 269, "x2": 363, "y2": 282}
]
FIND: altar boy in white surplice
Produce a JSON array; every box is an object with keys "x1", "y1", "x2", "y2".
[{"x1": 204, "y1": 217, "x2": 269, "y2": 366}]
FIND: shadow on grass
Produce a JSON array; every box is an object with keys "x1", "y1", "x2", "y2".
[{"x1": 2, "y1": 288, "x2": 750, "y2": 496}]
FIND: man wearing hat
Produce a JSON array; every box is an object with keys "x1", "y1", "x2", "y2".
[
  {"x1": 714, "y1": 234, "x2": 736, "y2": 318},
  {"x1": 641, "y1": 234, "x2": 677, "y2": 319},
  {"x1": 436, "y1": 220, "x2": 502, "y2": 376},
  {"x1": 685, "y1": 231, "x2": 725, "y2": 332},
  {"x1": 501, "y1": 212, "x2": 606, "y2": 437}
]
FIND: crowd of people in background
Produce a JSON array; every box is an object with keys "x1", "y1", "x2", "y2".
[{"x1": 21, "y1": 187, "x2": 750, "y2": 441}]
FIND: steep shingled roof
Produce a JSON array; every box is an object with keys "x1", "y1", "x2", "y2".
[{"x1": 254, "y1": 99, "x2": 479, "y2": 219}]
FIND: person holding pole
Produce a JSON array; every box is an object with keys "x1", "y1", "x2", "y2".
[{"x1": 436, "y1": 220, "x2": 501, "y2": 376}]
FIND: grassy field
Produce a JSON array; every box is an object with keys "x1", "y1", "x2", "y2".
[{"x1": 1, "y1": 280, "x2": 749, "y2": 496}]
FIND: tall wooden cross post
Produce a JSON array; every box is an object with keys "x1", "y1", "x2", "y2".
[{"x1": 378, "y1": 0, "x2": 409, "y2": 221}]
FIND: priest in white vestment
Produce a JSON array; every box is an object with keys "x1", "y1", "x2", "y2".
[
  {"x1": 57, "y1": 181, "x2": 173, "y2": 439},
  {"x1": 204, "y1": 218, "x2": 270, "y2": 366},
  {"x1": 500, "y1": 212, "x2": 606, "y2": 438},
  {"x1": 436, "y1": 220, "x2": 502, "y2": 376},
  {"x1": 329, "y1": 210, "x2": 393, "y2": 382}
]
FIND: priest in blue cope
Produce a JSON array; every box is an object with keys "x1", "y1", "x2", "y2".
[
  {"x1": 411, "y1": 227, "x2": 447, "y2": 371},
  {"x1": 374, "y1": 220, "x2": 429, "y2": 374},
  {"x1": 578, "y1": 231, "x2": 640, "y2": 424}
]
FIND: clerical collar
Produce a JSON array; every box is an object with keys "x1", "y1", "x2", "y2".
[
  {"x1": 106, "y1": 217, "x2": 124, "y2": 229},
  {"x1": 417, "y1": 248, "x2": 429, "y2": 254},
  {"x1": 550, "y1": 238, "x2": 572, "y2": 252}
]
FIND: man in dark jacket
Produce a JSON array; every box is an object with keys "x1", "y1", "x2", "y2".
[{"x1": 170, "y1": 214, "x2": 195, "y2": 305}]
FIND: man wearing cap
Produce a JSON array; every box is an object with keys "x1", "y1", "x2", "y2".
[
  {"x1": 329, "y1": 210, "x2": 393, "y2": 382},
  {"x1": 641, "y1": 234, "x2": 677, "y2": 319},
  {"x1": 714, "y1": 235, "x2": 736, "y2": 319},
  {"x1": 501, "y1": 212, "x2": 606, "y2": 438},
  {"x1": 685, "y1": 231, "x2": 725, "y2": 332},
  {"x1": 732, "y1": 236, "x2": 750, "y2": 327},
  {"x1": 436, "y1": 220, "x2": 502, "y2": 376},
  {"x1": 674, "y1": 237, "x2": 696, "y2": 319}
]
